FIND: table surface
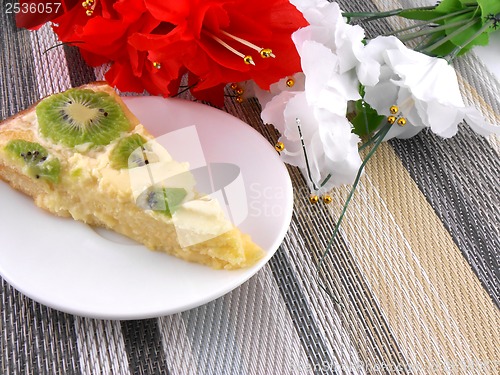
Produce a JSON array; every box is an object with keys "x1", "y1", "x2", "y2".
[{"x1": 1, "y1": 1, "x2": 499, "y2": 374}]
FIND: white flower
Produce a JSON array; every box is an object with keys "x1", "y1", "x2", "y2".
[
  {"x1": 362, "y1": 36, "x2": 499, "y2": 139},
  {"x1": 252, "y1": 0, "x2": 366, "y2": 192},
  {"x1": 291, "y1": 0, "x2": 379, "y2": 85},
  {"x1": 261, "y1": 91, "x2": 361, "y2": 192}
]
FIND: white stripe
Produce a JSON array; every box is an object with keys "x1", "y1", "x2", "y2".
[
  {"x1": 158, "y1": 267, "x2": 311, "y2": 375},
  {"x1": 157, "y1": 314, "x2": 198, "y2": 374},
  {"x1": 74, "y1": 318, "x2": 130, "y2": 375},
  {"x1": 227, "y1": 267, "x2": 312, "y2": 375}
]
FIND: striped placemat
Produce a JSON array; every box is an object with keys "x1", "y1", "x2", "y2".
[{"x1": 1, "y1": 1, "x2": 499, "y2": 374}]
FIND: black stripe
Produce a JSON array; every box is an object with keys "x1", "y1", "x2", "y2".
[
  {"x1": 390, "y1": 127, "x2": 500, "y2": 307},
  {"x1": 121, "y1": 319, "x2": 171, "y2": 375},
  {"x1": 63, "y1": 45, "x2": 96, "y2": 87}
]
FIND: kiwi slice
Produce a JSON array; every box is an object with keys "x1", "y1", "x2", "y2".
[
  {"x1": 110, "y1": 134, "x2": 148, "y2": 169},
  {"x1": 136, "y1": 186, "x2": 187, "y2": 217},
  {"x1": 36, "y1": 88, "x2": 130, "y2": 148},
  {"x1": 5, "y1": 140, "x2": 61, "y2": 183}
]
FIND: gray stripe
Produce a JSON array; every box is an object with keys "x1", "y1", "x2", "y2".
[
  {"x1": 390, "y1": 128, "x2": 500, "y2": 307},
  {"x1": 121, "y1": 320, "x2": 171, "y2": 375},
  {"x1": 336, "y1": 0, "x2": 394, "y2": 39},
  {"x1": 1, "y1": 280, "x2": 82, "y2": 374},
  {"x1": 454, "y1": 53, "x2": 500, "y2": 118}
]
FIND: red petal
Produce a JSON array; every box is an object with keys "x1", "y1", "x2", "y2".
[
  {"x1": 142, "y1": 0, "x2": 190, "y2": 23},
  {"x1": 105, "y1": 61, "x2": 145, "y2": 93}
]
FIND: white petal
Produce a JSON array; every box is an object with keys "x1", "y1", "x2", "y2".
[
  {"x1": 283, "y1": 92, "x2": 318, "y2": 141},
  {"x1": 355, "y1": 56, "x2": 381, "y2": 87},
  {"x1": 317, "y1": 112, "x2": 359, "y2": 162},
  {"x1": 260, "y1": 91, "x2": 297, "y2": 134},
  {"x1": 388, "y1": 51, "x2": 464, "y2": 107},
  {"x1": 364, "y1": 79, "x2": 398, "y2": 114},
  {"x1": 300, "y1": 41, "x2": 358, "y2": 114},
  {"x1": 425, "y1": 101, "x2": 461, "y2": 138},
  {"x1": 364, "y1": 36, "x2": 403, "y2": 65}
]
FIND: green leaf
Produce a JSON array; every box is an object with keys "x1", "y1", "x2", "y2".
[
  {"x1": 436, "y1": 0, "x2": 468, "y2": 13},
  {"x1": 351, "y1": 100, "x2": 385, "y2": 138},
  {"x1": 407, "y1": 2, "x2": 491, "y2": 57},
  {"x1": 444, "y1": 12, "x2": 485, "y2": 50},
  {"x1": 478, "y1": 0, "x2": 500, "y2": 18},
  {"x1": 400, "y1": 0, "x2": 467, "y2": 21}
]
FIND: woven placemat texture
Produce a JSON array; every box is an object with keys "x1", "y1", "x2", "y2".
[{"x1": 1, "y1": 1, "x2": 499, "y2": 374}]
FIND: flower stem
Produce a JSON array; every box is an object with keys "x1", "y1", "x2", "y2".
[
  {"x1": 297, "y1": 119, "x2": 319, "y2": 191},
  {"x1": 318, "y1": 122, "x2": 392, "y2": 290},
  {"x1": 358, "y1": 118, "x2": 389, "y2": 151},
  {"x1": 342, "y1": 6, "x2": 435, "y2": 21},
  {"x1": 398, "y1": 17, "x2": 475, "y2": 42},
  {"x1": 342, "y1": 8, "x2": 402, "y2": 19},
  {"x1": 172, "y1": 81, "x2": 198, "y2": 97},
  {"x1": 387, "y1": 7, "x2": 476, "y2": 36},
  {"x1": 420, "y1": 17, "x2": 481, "y2": 55},
  {"x1": 320, "y1": 174, "x2": 332, "y2": 188},
  {"x1": 43, "y1": 41, "x2": 84, "y2": 54}
]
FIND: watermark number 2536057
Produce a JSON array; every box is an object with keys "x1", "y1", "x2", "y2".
[{"x1": 5, "y1": 2, "x2": 62, "y2": 14}]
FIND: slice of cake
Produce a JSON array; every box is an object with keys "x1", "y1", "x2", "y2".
[{"x1": 0, "y1": 82, "x2": 264, "y2": 269}]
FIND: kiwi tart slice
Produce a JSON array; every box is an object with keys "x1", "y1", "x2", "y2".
[
  {"x1": 36, "y1": 88, "x2": 130, "y2": 148},
  {"x1": 0, "y1": 83, "x2": 264, "y2": 270},
  {"x1": 4, "y1": 140, "x2": 60, "y2": 183}
]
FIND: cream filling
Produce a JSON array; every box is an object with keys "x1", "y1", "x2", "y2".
[{"x1": 65, "y1": 129, "x2": 235, "y2": 247}]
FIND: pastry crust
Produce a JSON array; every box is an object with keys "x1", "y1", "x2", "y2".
[{"x1": 0, "y1": 83, "x2": 264, "y2": 269}]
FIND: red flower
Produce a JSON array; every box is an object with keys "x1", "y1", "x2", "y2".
[{"x1": 17, "y1": 0, "x2": 307, "y2": 105}]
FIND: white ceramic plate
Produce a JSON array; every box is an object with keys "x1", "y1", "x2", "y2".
[{"x1": 0, "y1": 97, "x2": 293, "y2": 319}]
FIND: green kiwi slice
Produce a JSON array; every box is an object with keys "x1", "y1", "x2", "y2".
[
  {"x1": 136, "y1": 186, "x2": 187, "y2": 217},
  {"x1": 36, "y1": 88, "x2": 130, "y2": 148},
  {"x1": 109, "y1": 134, "x2": 148, "y2": 169},
  {"x1": 5, "y1": 140, "x2": 61, "y2": 183}
]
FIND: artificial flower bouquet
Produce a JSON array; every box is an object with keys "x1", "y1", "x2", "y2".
[{"x1": 17, "y1": 0, "x2": 499, "y2": 196}]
